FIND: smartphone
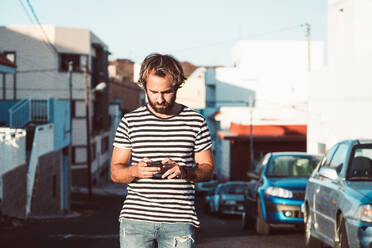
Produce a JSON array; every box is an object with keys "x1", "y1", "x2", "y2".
[{"x1": 146, "y1": 161, "x2": 167, "y2": 179}]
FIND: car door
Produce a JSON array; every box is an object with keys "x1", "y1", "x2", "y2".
[
  {"x1": 314, "y1": 142, "x2": 349, "y2": 239},
  {"x1": 246, "y1": 154, "x2": 270, "y2": 217},
  {"x1": 309, "y1": 144, "x2": 338, "y2": 236}
]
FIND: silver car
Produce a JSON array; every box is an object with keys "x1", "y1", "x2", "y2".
[
  {"x1": 207, "y1": 181, "x2": 249, "y2": 216},
  {"x1": 304, "y1": 139, "x2": 372, "y2": 248}
]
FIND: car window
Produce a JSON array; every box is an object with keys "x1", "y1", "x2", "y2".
[
  {"x1": 320, "y1": 144, "x2": 339, "y2": 167},
  {"x1": 220, "y1": 183, "x2": 247, "y2": 194},
  {"x1": 347, "y1": 146, "x2": 372, "y2": 180},
  {"x1": 266, "y1": 155, "x2": 320, "y2": 177},
  {"x1": 254, "y1": 154, "x2": 270, "y2": 175},
  {"x1": 329, "y1": 143, "x2": 349, "y2": 172}
]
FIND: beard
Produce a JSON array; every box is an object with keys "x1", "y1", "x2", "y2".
[{"x1": 148, "y1": 94, "x2": 176, "y2": 114}]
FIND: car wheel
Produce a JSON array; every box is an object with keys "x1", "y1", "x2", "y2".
[
  {"x1": 335, "y1": 215, "x2": 349, "y2": 248},
  {"x1": 256, "y1": 198, "x2": 271, "y2": 235},
  {"x1": 242, "y1": 210, "x2": 253, "y2": 229},
  {"x1": 304, "y1": 206, "x2": 322, "y2": 248}
]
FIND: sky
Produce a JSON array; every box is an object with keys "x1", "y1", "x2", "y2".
[{"x1": 2, "y1": 0, "x2": 327, "y2": 67}]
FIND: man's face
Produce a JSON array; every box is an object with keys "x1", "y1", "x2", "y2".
[{"x1": 145, "y1": 71, "x2": 177, "y2": 114}]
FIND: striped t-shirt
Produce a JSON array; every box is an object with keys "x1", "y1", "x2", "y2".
[{"x1": 113, "y1": 105, "x2": 212, "y2": 227}]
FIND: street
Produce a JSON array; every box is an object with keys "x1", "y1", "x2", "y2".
[{"x1": 0, "y1": 183, "x2": 304, "y2": 248}]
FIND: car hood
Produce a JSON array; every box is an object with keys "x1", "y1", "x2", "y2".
[
  {"x1": 268, "y1": 177, "x2": 308, "y2": 191},
  {"x1": 347, "y1": 181, "x2": 372, "y2": 202}
]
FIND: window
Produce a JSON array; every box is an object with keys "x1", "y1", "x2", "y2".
[
  {"x1": 91, "y1": 142, "x2": 96, "y2": 161},
  {"x1": 320, "y1": 144, "x2": 339, "y2": 167},
  {"x1": 255, "y1": 153, "x2": 270, "y2": 175},
  {"x1": 329, "y1": 143, "x2": 349, "y2": 169},
  {"x1": 59, "y1": 53, "x2": 88, "y2": 72},
  {"x1": 101, "y1": 136, "x2": 109, "y2": 154},
  {"x1": 4, "y1": 51, "x2": 16, "y2": 64},
  {"x1": 347, "y1": 145, "x2": 372, "y2": 180}
]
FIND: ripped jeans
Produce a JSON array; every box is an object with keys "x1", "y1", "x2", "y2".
[{"x1": 119, "y1": 218, "x2": 195, "y2": 248}]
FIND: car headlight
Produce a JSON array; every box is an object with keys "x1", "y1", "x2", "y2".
[
  {"x1": 357, "y1": 205, "x2": 372, "y2": 223},
  {"x1": 265, "y1": 186, "x2": 293, "y2": 198}
]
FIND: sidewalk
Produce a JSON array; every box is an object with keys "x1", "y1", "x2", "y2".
[
  {"x1": 71, "y1": 181, "x2": 127, "y2": 196},
  {"x1": 0, "y1": 182, "x2": 126, "y2": 248},
  {"x1": 0, "y1": 182, "x2": 127, "y2": 229}
]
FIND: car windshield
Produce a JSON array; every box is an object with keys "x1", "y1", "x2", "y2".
[
  {"x1": 347, "y1": 146, "x2": 372, "y2": 181},
  {"x1": 266, "y1": 155, "x2": 320, "y2": 178},
  {"x1": 220, "y1": 184, "x2": 247, "y2": 194}
]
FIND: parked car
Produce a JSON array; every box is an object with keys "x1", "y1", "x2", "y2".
[
  {"x1": 304, "y1": 139, "x2": 372, "y2": 248},
  {"x1": 206, "y1": 181, "x2": 250, "y2": 216},
  {"x1": 242, "y1": 152, "x2": 321, "y2": 235},
  {"x1": 195, "y1": 179, "x2": 218, "y2": 197}
]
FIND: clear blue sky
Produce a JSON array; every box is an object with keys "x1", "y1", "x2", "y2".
[{"x1": 2, "y1": 0, "x2": 327, "y2": 66}]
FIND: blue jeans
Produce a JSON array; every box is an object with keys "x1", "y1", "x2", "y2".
[{"x1": 119, "y1": 218, "x2": 195, "y2": 248}]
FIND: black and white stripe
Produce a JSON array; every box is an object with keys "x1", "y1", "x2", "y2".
[{"x1": 113, "y1": 105, "x2": 212, "y2": 227}]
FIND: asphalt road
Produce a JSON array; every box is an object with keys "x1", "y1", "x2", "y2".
[
  {"x1": 0, "y1": 185, "x2": 306, "y2": 248},
  {"x1": 196, "y1": 206, "x2": 305, "y2": 248}
]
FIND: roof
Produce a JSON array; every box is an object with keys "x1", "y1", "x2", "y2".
[
  {"x1": 270, "y1": 152, "x2": 320, "y2": 157},
  {"x1": 356, "y1": 139, "x2": 372, "y2": 144}
]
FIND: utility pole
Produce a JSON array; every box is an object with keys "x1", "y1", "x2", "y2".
[
  {"x1": 304, "y1": 23, "x2": 311, "y2": 72},
  {"x1": 83, "y1": 60, "x2": 92, "y2": 199},
  {"x1": 249, "y1": 96, "x2": 255, "y2": 170},
  {"x1": 67, "y1": 61, "x2": 73, "y2": 210}
]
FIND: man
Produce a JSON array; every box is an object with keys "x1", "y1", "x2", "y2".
[{"x1": 111, "y1": 53, "x2": 214, "y2": 248}]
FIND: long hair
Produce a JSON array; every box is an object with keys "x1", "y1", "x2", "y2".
[{"x1": 138, "y1": 53, "x2": 186, "y2": 90}]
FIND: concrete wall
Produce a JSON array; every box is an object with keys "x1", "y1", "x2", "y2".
[
  {"x1": 52, "y1": 99, "x2": 70, "y2": 150},
  {"x1": 0, "y1": 126, "x2": 64, "y2": 217},
  {"x1": 30, "y1": 150, "x2": 62, "y2": 216},
  {"x1": 0, "y1": 163, "x2": 27, "y2": 217},
  {"x1": 0, "y1": 128, "x2": 26, "y2": 177},
  {"x1": 232, "y1": 41, "x2": 324, "y2": 108}
]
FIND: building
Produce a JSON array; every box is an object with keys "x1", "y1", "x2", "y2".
[
  {"x1": 108, "y1": 59, "x2": 145, "y2": 114},
  {"x1": 0, "y1": 52, "x2": 16, "y2": 102},
  {"x1": 307, "y1": 0, "x2": 372, "y2": 153},
  {"x1": 0, "y1": 25, "x2": 112, "y2": 189},
  {"x1": 206, "y1": 41, "x2": 324, "y2": 181},
  {"x1": 0, "y1": 98, "x2": 70, "y2": 218}
]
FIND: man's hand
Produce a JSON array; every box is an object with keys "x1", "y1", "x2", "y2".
[
  {"x1": 132, "y1": 158, "x2": 162, "y2": 179},
  {"x1": 161, "y1": 158, "x2": 184, "y2": 179}
]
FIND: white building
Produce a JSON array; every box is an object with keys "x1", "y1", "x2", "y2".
[
  {"x1": 0, "y1": 25, "x2": 112, "y2": 186},
  {"x1": 207, "y1": 40, "x2": 324, "y2": 180},
  {"x1": 307, "y1": 0, "x2": 372, "y2": 154}
]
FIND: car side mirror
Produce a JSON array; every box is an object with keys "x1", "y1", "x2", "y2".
[
  {"x1": 247, "y1": 172, "x2": 260, "y2": 180},
  {"x1": 318, "y1": 166, "x2": 338, "y2": 180}
]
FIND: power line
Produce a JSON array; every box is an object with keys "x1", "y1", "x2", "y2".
[
  {"x1": 24, "y1": 0, "x2": 59, "y2": 55},
  {"x1": 17, "y1": 0, "x2": 57, "y2": 56},
  {"x1": 17, "y1": 0, "x2": 35, "y2": 25},
  {"x1": 169, "y1": 24, "x2": 304, "y2": 53}
]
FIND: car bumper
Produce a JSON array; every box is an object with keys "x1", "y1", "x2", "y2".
[
  {"x1": 220, "y1": 203, "x2": 245, "y2": 215},
  {"x1": 347, "y1": 219, "x2": 372, "y2": 248},
  {"x1": 264, "y1": 197, "x2": 304, "y2": 225}
]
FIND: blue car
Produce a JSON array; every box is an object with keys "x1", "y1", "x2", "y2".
[
  {"x1": 242, "y1": 152, "x2": 321, "y2": 235},
  {"x1": 304, "y1": 139, "x2": 372, "y2": 248}
]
